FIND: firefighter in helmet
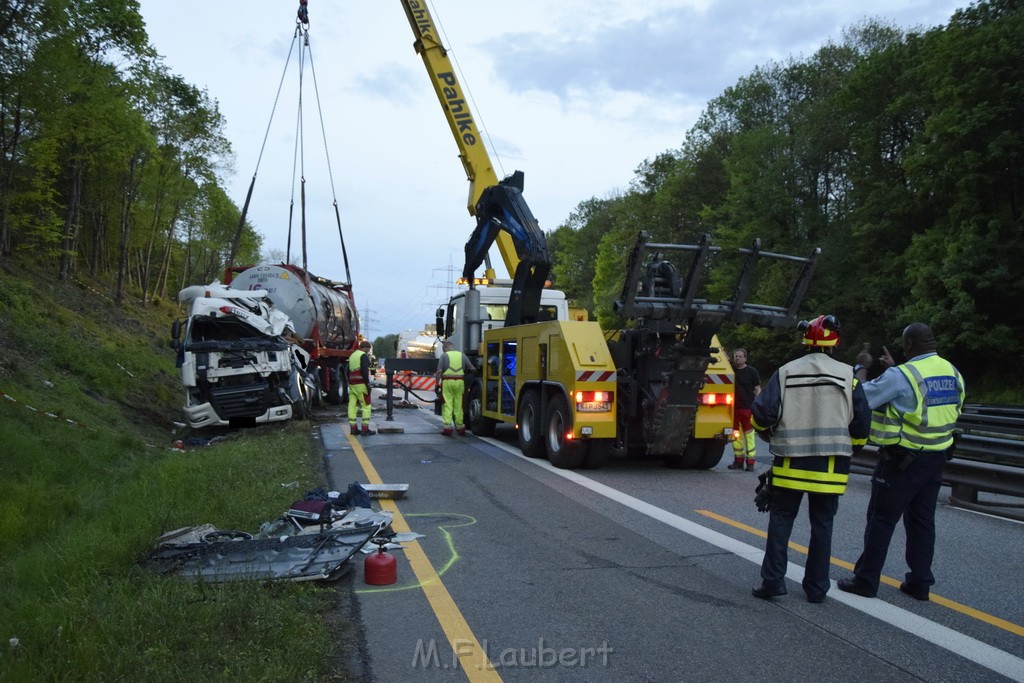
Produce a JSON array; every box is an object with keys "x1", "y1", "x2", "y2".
[{"x1": 749, "y1": 315, "x2": 871, "y2": 603}]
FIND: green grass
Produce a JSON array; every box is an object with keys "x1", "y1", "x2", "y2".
[{"x1": 0, "y1": 260, "x2": 358, "y2": 681}]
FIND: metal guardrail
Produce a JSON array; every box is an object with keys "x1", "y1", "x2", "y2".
[{"x1": 851, "y1": 404, "x2": 1024, "y2": 521}]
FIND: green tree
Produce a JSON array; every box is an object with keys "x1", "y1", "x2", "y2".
[
  {"x1": 374, "y1": 333, "x2": 399, "y2": 359},
  {"x1": 898, "y1": 0, "x2": 1024, "y2": 382},
  {"x1": 547, "y1": 196, "x2": 619, "y2": 316}
]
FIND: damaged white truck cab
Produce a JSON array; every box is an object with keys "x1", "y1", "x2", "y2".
[{"x1": 172, "y1": 283, "x2": 312, "y2": 428}]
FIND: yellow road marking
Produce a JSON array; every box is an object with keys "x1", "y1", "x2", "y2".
[
  {"x1": 357, "y1": 514, "x2": 477, "y2": 595},
  {"x1": 697, "y1": 509, "x2": 1024, "y2": 638},
  {"x1": 348, "y1": 433, "x2": 502, "y2": 680}
]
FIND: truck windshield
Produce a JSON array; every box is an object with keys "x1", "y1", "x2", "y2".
[{"x1": 483, "y1": 305, "x2": 558, "y2": 322}]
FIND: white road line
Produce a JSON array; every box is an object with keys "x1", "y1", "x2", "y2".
[{"x1": 482, "y1": 437, "x2": 1024, "y2": 682}]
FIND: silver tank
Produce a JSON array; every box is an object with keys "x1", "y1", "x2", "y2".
[{"x1": 230, "y1": 264, "x2": 358, "y2": 349}]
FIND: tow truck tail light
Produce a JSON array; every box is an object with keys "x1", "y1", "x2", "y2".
[
  {"x1": 574, "y1": 390, "x2": 613, "y2": 412},
  {"x1": 700, "y1": 392, "x2": 733, "y2": 406}
]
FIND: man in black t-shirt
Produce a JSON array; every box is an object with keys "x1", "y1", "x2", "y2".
[{"x1": 728, "y1": 348, "x2": 761, "y2": 471}]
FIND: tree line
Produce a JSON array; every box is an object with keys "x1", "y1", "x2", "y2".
[
  {"x1": 2, "y1": 1, "x2": 1021, "y2": 395},
  {"x1": 547, "y1": 0, "x2": 1022, "y2": 394},
  {"x1": 0, "y1": 0, "x2": 261, "y2": 304}
]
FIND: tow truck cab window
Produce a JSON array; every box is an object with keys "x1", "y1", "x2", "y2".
[
  {"x1": 501, "y1": 340, "x2": 517, "y2": 416},
  {"x1": 482, "y1": 304, "x2": 558, "y2": 322},
  {"x1": 485, "y1": 341, "x2": 500, "y2": 413}
]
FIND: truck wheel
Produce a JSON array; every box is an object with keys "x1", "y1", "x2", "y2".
[
  {"x1": 545, "y1": 394, "x2": 585, "y2": 469},
  {"x1": 292, "y1": 371, "x2": 311, "y2": 421},
  {"x1": 582, "y1": 439, "x2": 613, "y2": 469},
  {"x1": 696, "y1": 439, "x2": 726, "y2": 470},
  {"x1": 517, "y1": 390, "x2": 545, "y2": 458},
  {"x1": 467, "y1": 381, "x2": 496, "y2": 436},
  {"x1": 323, "y1": 366, "x2": 342, "y2": 405},
  {"x1": 309, "y1": 370, "x2": 323, "y2": 409},
  {"x1": 664, "y1": 438, "x2": 717, "y2": 469},
  {"x1": 339, "y1": 372, "x2": 349, "y2": 406}
]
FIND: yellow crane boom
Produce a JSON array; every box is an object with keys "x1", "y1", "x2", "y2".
[{"x1": 400, "y1": 0, "x2": 521, "y2": 281}]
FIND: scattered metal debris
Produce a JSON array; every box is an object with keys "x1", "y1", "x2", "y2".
[{"x1": 145, "y1": 501, "x2": 394, "y2": 583}]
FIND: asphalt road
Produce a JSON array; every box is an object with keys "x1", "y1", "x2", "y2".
[{"x1": 317, "y1": 396, "x2": 1024, "y2": 682}]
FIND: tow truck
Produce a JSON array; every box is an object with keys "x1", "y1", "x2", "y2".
[{"x1": 401, "y1": 0, "x2": 819, "y2": 469}]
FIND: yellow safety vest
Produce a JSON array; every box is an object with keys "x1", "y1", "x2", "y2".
[
  {"x1": 869, "y1": 355, "x2": 963, "y2": 451},
  {"x1": 442, "y1": 350, "x2": 464, "y2": 379},
  {"x1": 348, "y1": 350, "x2": 367, "y2": 385}
]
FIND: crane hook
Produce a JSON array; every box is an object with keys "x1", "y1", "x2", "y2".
[{"x1": 296, "y1": 0, "x2": 309, "y2": 29}]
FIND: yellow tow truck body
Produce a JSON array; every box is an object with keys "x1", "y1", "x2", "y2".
[{"x1": 402, "y1": 1, "x2": 818, "y2": 470}]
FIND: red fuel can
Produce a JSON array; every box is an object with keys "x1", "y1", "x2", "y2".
[{"x1": 364, "y1": 545, "x2": 397, "y2": 585}]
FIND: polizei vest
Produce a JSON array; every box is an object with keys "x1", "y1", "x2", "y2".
[{"x1": 869, "y1": 354, "x2": 964, "y2": 451}]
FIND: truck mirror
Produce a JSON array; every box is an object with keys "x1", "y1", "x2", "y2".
[
  {"x1": 170, "y1": 320, "x2": 182, "y2": 349},
  {"x1": 435, "y1": 308, "x2": 445, "y2": 338}
]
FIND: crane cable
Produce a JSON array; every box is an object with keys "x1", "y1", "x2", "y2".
[
  {"x1": 230, "y1": 0, "x2": 353, "y2": 290},
  {"x1": 288, "y1": 1, "x2": 352, "y2": 286}
]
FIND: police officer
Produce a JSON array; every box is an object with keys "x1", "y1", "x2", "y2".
[
  {"x1": 838, "y1": 323, "x2": 964, "y2": 601},
  {"x1": 750, "y1": 315, "x2": 871, "y2": 603},
  {"x1": 347, "y1": 340, "x2": 375, "y2": 436},
  {"x1": 435, "y1": 340, "x2": 475, "y2": 436}
]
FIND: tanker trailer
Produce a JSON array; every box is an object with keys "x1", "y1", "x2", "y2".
[{"x1": 226, "y1": 264, "x2": 361, "y2": 405}]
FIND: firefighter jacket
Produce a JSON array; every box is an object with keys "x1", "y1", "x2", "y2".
[
  {"x1": 348, "y1": 349, "x2": 370, "y2": 385},
  {"x1": 752, "y1": 351, "x2": 871, "y2": 494},
  {"x1": 868, "y1": 354, "x2": 964, "y2": 451}
]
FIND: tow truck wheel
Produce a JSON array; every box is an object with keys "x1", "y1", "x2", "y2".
[
  {"x1": 582, "y1": 439, "x2": 613, "y2": 469},
  {"x1": 545, "y1": 394, "x2": 586, "y2": 469},
  {"x1": 467, "y1": 381, "x2": 496, "y2": 437},
  {"x1": 517, "y1": 390, "x2": 545, "y2": 458},
  {"x1": 663, "y1": 438, "x2": 718, "y2": 469},
  {"x1": 695, "y1": 439, "x2": 726, "y2": 469}
]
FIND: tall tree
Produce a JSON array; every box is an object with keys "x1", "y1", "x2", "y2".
[{"x1": 899, "y1": 0, "x2": 1024, "y2": 380}]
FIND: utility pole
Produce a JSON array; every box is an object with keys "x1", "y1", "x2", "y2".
[
  {"x1": 361, "y1": 299, "x2": 379, "y2": 341},
  {"x1": 427, "y1": 254, "x2": 461, "y2": 309}
]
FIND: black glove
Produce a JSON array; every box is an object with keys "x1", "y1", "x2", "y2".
[{"x1": 754, "y1": 472, "x2": 773, "y2": 513}]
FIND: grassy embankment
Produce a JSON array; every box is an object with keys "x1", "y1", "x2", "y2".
[{"x1": 0, "y1": 260, "x2": 358, "y2": 681}]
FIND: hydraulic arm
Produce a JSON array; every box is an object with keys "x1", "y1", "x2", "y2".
[{"x1": 400, "y1": 1, "x2": 550, "y2": 324}]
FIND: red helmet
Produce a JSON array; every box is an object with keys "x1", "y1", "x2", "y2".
[{"x1": 799, "y1": 315, "x2": 840, "y2": 348}]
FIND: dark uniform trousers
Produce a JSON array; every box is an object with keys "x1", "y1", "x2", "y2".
[
  {"x1": 853, "y1": 445, "x2": 947, "y2": 591},
  {"x1": 762, "y1": 485, "x2": 839, "y2": 599}
]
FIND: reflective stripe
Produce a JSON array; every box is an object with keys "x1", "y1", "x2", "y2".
[
  {"x1": 771, "y1": 426, "x2": 854, "y2": 456},
  {"x1": 771, "y1": 456, "x2": 849, "y2": 494}
]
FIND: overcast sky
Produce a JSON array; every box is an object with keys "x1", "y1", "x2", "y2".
[{"x1": 137, "y1": 0, "x2": 965, "y2": 340}]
